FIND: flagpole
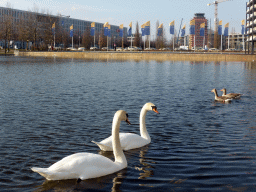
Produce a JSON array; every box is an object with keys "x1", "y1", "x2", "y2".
[
  {"x1": 194, "y1": 35, "x2": 195, "y2": 52},
  {"x1": 131, "y1": 35, "x2": 132, "y2": 48},
  {"x1": 173, "y1": 35, "x2": 174, "y2": 51},
  {"x1": 220, "y1": 35, "x2": 222, "y2": 50},
  {"x1": 72, "y1": 36, "x2": 73, "y2": 49},
  {"x1": 203, "y1": 36, "x2": 205, "y2": 49},
  {"x1": 149, "y1": 35, "x2": 150, "y2": 49},
  {"x1": 243, "y1": 34, "x2": 245, "y2": 51},
  {"x1": 94, "y1": 34, "x2": 95, "y2": 47},
  {"x1": 144, "y1": 36, "x2": 145, "y2": 50},
  {"x1": 228, "y1": 35, "x2": 230, "y2": 50}
]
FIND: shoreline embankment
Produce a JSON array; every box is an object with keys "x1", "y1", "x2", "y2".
[{"x1": 15, "y1": 51, "x2": 256, "y2": 62}]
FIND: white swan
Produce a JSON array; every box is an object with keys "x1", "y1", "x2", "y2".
[
  {"x1": 31, "y1": 110, "x2": 130, "y2": 180},
  {"x1": 92, "y1": 103, "x2": 159, "y2": 151}
]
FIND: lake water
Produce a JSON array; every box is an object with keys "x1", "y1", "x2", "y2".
[{"x1": 0, "y1": 56, "x2": 256, "y2": 192}]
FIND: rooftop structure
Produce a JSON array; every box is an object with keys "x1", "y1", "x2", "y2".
[{"x1": 189, "y1": 13, "x2": 208, "y2": 49}]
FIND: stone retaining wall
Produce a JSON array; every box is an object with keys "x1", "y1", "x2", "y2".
[{"x1": 15, "y1": 51, "x2": 256, "y2": 62}]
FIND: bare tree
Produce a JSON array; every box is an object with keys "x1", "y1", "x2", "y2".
[
  {"x1": 16, "y1": 12, "x2": 31, "y2": 50},
  {"x1": 0, "y1": 4, "x2": 14, "y2": 54},
  {"x1": 134, "y1": 22, "x2": 140, "y2": 47},
  {"x1": 82, "y1": 26, "x2": 93, "y2": 49},
  {"x1": 26, "y1": 6, "x2": 43, "y2": 50}
]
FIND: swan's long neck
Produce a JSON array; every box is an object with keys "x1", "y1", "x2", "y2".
[
  {"x1": 223, "y1": 89, "x2": 227, "y2": 95},
  {"x1": 112, "y1": 115, "x2": 127, "y2": 165},
  {"x1": 140, "y1": 108, "x2": 151, "y2": 141}
]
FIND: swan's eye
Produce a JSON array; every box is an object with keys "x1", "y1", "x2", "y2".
[
  {"x1": 126, "y1": 113, "x2": 129, "y2": 118},
  {"x1": 152, "y1": 106, "x2": 157, "y2": 110}
]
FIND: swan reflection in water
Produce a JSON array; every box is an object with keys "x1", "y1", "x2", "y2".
[{"x1": 133, "y1": 146, "x2": 155, "y2": 180}]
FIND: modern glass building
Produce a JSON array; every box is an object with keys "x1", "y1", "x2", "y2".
[{"x1": 0, "y1": 6, "x2": 127, "y2": 49}]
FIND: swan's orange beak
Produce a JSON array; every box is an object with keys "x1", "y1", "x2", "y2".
[
  {"x1": 126, "y1": 118, "x2": 131, "y2": 125},
  {"x1": 153, "y1": 108, "x2": 159, "y2": 114}
]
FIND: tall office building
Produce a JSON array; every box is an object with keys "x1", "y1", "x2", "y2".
[{"x1": 246, "y1": 0, "x2": 256, "y2": 54}]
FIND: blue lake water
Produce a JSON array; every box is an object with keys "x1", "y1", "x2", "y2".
[{"x1": 0, "y1": 56, "x2": 256, "y2": 191}]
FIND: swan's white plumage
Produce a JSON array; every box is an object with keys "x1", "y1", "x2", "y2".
[
  {"x1": 92, "y1": 103, "x2": 159, "y2": 151},
  {"x1": 31, "y1": 110, "x2": 129, "y2": 180}
]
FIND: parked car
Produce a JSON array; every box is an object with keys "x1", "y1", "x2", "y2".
[
  {"x1": 66, "y1": 47, "x2": 77, "y2": 51},
  {"x1": 78, "y1": 47, "x2": 85, "y2": 51},
  {"x1": 160, "y1": 47, "x2": 171, "y2": 51},
  {"x1": 116, "y1": 47, "x2": 123, "y2": 51},
  {"x1": 209, "y1": 48, "x2": 219, "y2": 52},
  {"x1": 128, "y1": 46, "x2": 138, "y2": 51},
  {"x1": 225, "y1": 48, "x2": 237, "y2": 51},
  {"x1": 90, "y1": 47, "x2": 98, "y2": 50}
]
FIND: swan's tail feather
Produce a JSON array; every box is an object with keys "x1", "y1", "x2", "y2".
[
  {"x1": 31, "y1": 167, "x2": 74, "y2": 180},
  {"x1": 91, "y1": 141, "x2": 113, "y2": 151},
  {"x1": 31, "y1": 167, "x2": 51, "y2": 179}
]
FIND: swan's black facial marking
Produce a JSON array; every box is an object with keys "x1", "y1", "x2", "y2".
[
  {"x1": 151, "y1": 106, "x2": 160, "y2": 114},
  {"x1": 125, "y1": 113, "x2": 131, "y2": 125}
]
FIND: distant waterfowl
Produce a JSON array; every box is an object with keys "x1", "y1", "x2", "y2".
[
  {"x1": 31, "y1": 110, "x2": 130, "y2": 181},
  {"x1": 211, "y1": 88, "x2": 231, "y2": 103},
  {"x1": 220, "y1": 88, "x2": 242, "y2": 99},
  {"x1": 92, "y1": 102, "x2": 159, "y2": 151}
]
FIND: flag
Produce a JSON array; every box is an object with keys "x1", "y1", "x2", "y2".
[
  {"x1": 157, "y1": 23, "x2": 163, "y2": 36},
  {"x1": 127, "y1": 22, "x2": 132, "y2": 36},
  {"x1": 52, "y1": 22, "x2": 55, "y2": 35},
  {"x1": 224, "y1": 23, "x2": 229, "y2": 36},
  {"x1": 181, "y1": 25, "x2": 185, "y2": 37},
  {"x1": 169, "y1": 20, "x2": 175, "y2": 35},
  {"x1": 218, "y1": 20, "x2": 222, "y2": 35},
  {"x1": 104, "y1": 22, "x2": 109, "y2": 36},
  {"x1": 144, "y1": 21, "x2": 150, "y2": 35},
  {"x1": 190, "y1": 20, "x2": 195, "y2": 35},
  {"x1": 90, "y1": 22, "x2": 95, "y2": 36},
  {"x1": 200, "y1": 22, "x2": 205, "y2": 36},
  {"x1": 241, "y1": 20, "x2": 245, "y2": 35},
  {"x1": 141, "y1": 24, "x2": 145, "y2": 36},
  {"x1": 119, "y1": 24, "x2": 123, "y2": 37},
  {"x1": 70, "y1": 24, "x2": 73, "y2": 37}
]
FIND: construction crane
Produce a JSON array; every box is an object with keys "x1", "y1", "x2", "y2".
[{"x1": 207, "y1": 0, "x2": 231, "y2": 48}]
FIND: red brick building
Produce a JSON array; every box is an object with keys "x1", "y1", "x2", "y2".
[{"x1": 189, "y1": 13, "x2": 208, "y2": 49}]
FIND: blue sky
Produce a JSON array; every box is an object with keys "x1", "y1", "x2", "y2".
[{"x1": 1, "y1": 0, "x2": 247, "y2": 40}]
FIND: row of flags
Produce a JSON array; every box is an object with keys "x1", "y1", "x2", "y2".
[{"x1": 52, "y1": 19, "x2": 246, "y2": 38}]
